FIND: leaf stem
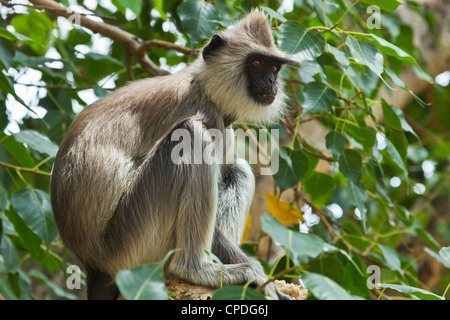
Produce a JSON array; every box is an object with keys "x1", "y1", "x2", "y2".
[{"x1": 334, "y1": 0, "x2": 360, "y2": 28}]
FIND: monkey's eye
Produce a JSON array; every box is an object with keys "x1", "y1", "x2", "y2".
[
  {"x1": 252, "y1": 60, "x2": 261, "y2": 68},
  {"x1": 271, "y1": 66, "x2": 278, "y2": 72}
]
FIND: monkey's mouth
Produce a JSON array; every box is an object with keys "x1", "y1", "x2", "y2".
[
  {"x1": 251, "y1": 94, "x2": 274, "y2": 106},
  {"x1": 247, "y1": 84, "x2": 277, "y2": 105},
  {"x1": 254, "y1": 88, "x2": 277, "y2": 105}
]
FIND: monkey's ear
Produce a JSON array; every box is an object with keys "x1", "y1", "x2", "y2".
[{"x1": 203, "y1": 34, "x2": 225, "y2": 63}]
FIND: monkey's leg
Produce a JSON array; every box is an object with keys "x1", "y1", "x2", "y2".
[
  {"x1": 164, "y1": 121, "x2": 272, "y2": 289},
  {"x1": 215, "y1": 158, "x2": 255, "y2": 246},
  {"x1": 86, "y1": 267, "x2": 119, "y2": 300},
  {"x1": 213, "y1": 158, "x2": 290, "y2": 300}
]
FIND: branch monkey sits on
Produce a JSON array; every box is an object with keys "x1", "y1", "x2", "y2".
[{"x1": 51, "y1": 9, "x2": 297, "y2": 300}]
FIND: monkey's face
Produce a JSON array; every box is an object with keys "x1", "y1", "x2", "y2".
[
  {"x1": 244, "y1": 52, "x2": 295, "y2": 105},
  {"x1": 198, "y1": 9, "x2": 298, "y2": 123}
]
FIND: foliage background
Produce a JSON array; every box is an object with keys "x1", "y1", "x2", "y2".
[{"x1": 0, "y1": 0, "x2": 449, "y2": 300}]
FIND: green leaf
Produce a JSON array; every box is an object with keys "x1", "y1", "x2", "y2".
[
  {"x1": 272, "y1": 147, "x2": 309, "y2": 193},
  {"x1": 261, "y1": 213, "x2": 324, "y2": 264},
  {"x1": 1, "y1": 235, "x2": 20, "y2": 273},
  {"x1": 343, "y1": 257, "x2": 371, "y2": 297},
  {"x1": 11, "y1": 188, "x2": 58, "y2": 246},
  {"x1": 385, "y1": 140, "x2": 407, "y2": 175},
  {"x1": 84, "y1": 52, "x2": 123, "y2": 66},
  {"x1": 0, "y1": 72, "x2": 28, "y2": 108},
  {"x1": 177, "y1": 0, "x2": 220, "y2": 44},
  {"x1": 0, "y1": 185, "x2": 7, "y2": 211},
  {"x1": 439, "y1": 246, "x2": 450, "y2": 268},
  {"x1": 212, "y1": 286, "x2": 266, "y2": 300},
  {"x1": 0, "y1": 37, "x2": 14, "y2": 69},
  {"x1": 393, "y1": 206, "x2": 414, "y2": 227},
  {"x1": 10, "y1": 11, "x2": 54, "y2": 55},
  {"x1": 260, "y1": 6, "x2": 287, "y2": 23},
  {"x1": 299, "y1": 60, "x2": 326, "y2": 83},
  {"x1": 346, "y1": 36, "x2": 384, "y2": 77},
  {"x1": 326, "y1": 44, "x2": 350, "y2": 68},
  {"x1": 415, "y1": 228, "x2": 441, "y2": 250},
  {"x1": 325, "y1": 130, "x2": 348, "y2": 159},
  {"x1": 348, "y1": 182, "x2": 368, "y2": 231},
  {"x1": 339, "y1": 149, "x2": 363, "y2": 184},
  {"x1": 424, "y1": 247, "x2": 450, "y2": 268},
  {"x1": 411, "y1": 64, "x2": 434, "y2": 83},
  {"x1": 388, "y1": 130, "x2": 407, "y2": 163},
  {"x1": 302, "y1": 273, "x2": 357, "y2": 300},
  {"x1": 116, "y1": 251, "x2": 173, "y2": 300},
  {"x1": 112, "y1": 0, "x2": 142, "y2": 17},
  {"x1": 391, "y1": 101, "x2": 419, "y2": 139},
  {"x1": 0, "y1": 27, "x2": 31, "y2": 41},
  {"x1": 65, "y1": 27, "x2": 91, "y2": 45},
  {"x1": 306, "y1": 256, "x2": 344, "y2": 285},
  {"x1": 303, "y1": 172, "x2": 334, "y2": 204},
  {"x1": 369, "y1": 34, "x2": 415, "y2": 64},
  {"x1": 345, "y1": 65, "x2": 379, "y2": 96},
  {"x1": 379, "y1": 283, "x2": 444, "y2": 300},
  {"x1": 385, "y1": 68, "x2": 427, "y2": 108},
  {"x1": 0, "y1": 133, "x2": 35, "y2": 168},
  {"x1": 153, "y1": 0, "x2": 167, "y2": 20},
  {"x1": 29, "y1": 269, "x2": 78, "y2": 300},
  {"x1": 8, "y1": 206, "x2": 44, "y2": 261},
  {"x1": 13, "y1": 129, "x2": 59, "y2": 158},
  {"x1": 278, "y1": 21, "x2": 325, "y2": 63},
  {"x1": 302, "y1": 81, "x2": 337, "y2": 113},
  {"x1": 381, "y1": 101, "x2": 402, "y2": 131},
  {"x1": 0, "y1": 277, "x2": 19, "y2": 300},
  {"x1": 347, "y1": 126, "x2": 376, "y2": 152},
  {"x1": 360, "y1": 0, "x2": 401, "y2": 11},
  {"x1": 378, "y1": 244, "x2": 402, "y2": 274},
  {"x1": 295, "y1": 141, "x2": 319, "y2": 180}
]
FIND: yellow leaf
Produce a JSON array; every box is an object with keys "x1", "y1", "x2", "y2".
[
  {"x1": 266, "y1": 192, "x2": 305, "y2": 224},
  {"x1": 241, "y1": 213, "x2": 252, "y2": 243}
]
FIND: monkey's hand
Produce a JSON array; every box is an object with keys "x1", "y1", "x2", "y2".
[{"x1": 244, "y1": 257, "x2": 291, "y2": 300}]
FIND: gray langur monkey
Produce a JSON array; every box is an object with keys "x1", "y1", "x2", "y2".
[{"x1": 50, "y1": 9, "x2": 297, "y2": 300}]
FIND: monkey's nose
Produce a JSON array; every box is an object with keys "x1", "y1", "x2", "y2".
[
  {"x1": 265, "y1": 73, "x2": 276, "y2": 86},
  {"x1": 270, "y1": 84, "x2": 278, "y2": 96}
]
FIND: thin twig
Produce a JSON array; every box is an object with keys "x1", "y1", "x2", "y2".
[
  {"x1": 282, "y1": 77, "x2": 306, "y2": 86},
  {"x1": 0, "y1": 161, "x2": 52, "y2": 178},
  {"x1": 136, "y1": 39, "x2": 198, "y2": 57},
  {"x1": 14, "y1": 82, "x2": 96, "y2": 91},
  {"x1": 299, "y1": 114, "x2": 325, "y2": 124},
  {"x1": 125, "y1": 50, "x2": 135, "y2": 81},
  {"x1": 299, "y1": 139, "x2": 335, "y2": 162}
]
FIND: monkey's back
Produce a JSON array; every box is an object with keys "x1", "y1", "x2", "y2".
[{"x1": 50, "y1": 67, "x2": 215, "y2": 271}]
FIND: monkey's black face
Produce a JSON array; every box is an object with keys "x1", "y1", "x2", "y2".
[{"x1": 245, "y1": 52, "x2": 296, "y2": 105}]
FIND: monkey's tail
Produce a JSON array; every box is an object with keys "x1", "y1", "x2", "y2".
[{"x1": 86, "y1": 267, "x2": 120, "y2": 300}]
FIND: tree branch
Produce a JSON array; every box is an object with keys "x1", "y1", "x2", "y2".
[{"x1": 27, "y1": 0, "x2": 171, "y2": 77}]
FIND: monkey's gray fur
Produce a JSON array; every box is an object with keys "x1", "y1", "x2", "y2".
[{"x1": 51, "y1": 9, "x2": 296, "y2": 300}]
